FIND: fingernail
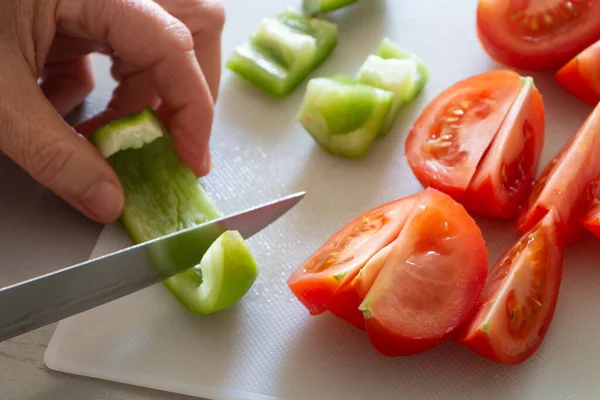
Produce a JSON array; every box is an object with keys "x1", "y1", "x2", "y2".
[
  {"x1": 201, "y1": 152, "x2": 212, "y2": 175},
  {"x1": 81, "y1": 181, "x2": 124, "y2": 223}
]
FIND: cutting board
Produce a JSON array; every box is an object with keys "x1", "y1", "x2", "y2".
[{"x1": 44, "y1": 0, "x2": 600, "y2": 399}]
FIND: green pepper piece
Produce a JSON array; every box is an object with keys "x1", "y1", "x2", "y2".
[
  {"x1": 356, "y1": 38, "x2": 430, "y2": 135},
  {"x1": 303, "y1": 0, "x2": 360, "y2": 14},
  {"x1": 297, "y1": 77, "x2": 394, "y2": 158},
  {"x1": 90, "y1": 108, "x2": 259, "y2": 315},
  {"x1": 226, "y1": 8, "x2": 338, "y2": 97},
  {"x1": 373, "y1": 38, "x2": 429, "y2": 101}
]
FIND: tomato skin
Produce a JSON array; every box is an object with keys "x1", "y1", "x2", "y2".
[
  {"x1": 362, "y1": 188, "x2": 488, "y2": 356},
  {"x1": 516, "y1": 102, "x2": 600, "y2": 244},
  {"x1": 287, "y1": 195, "x2": 417, "y2": 315},
  {"x1": 555, "y1": 40, "x2": 600, "y2": 105},
  {"x1": 405, "y1": 70, "x2": 525, "y2": 200},
  {"x1": 477, "y1": 0, "x2": 600, "y2": 70},
  {"x1": 582, "y1": 203, "x2": 600, "y2": 238},
  {"x1": 462, "y1": 77, "x2": 545, "y2": 218},
  {"x1": 456, "y1": 209, "x2": 564, "y2": 365}
]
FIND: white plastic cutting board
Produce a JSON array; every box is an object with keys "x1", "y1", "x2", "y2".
[{"x1": 44, "y1": 0, "x2": 600, "y2": 399}]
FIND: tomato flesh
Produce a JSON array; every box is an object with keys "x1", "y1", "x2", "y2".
[
  {"x1": 361, "y1": 188, "x2": 488, "y2": 356},
  {"x1": 477, "y1": 0, "x2": 600, "y2": 70},
  {"x1": 516, "y1": 102, "x2": 600, "y2": 244},
  {"x1": 326, "y1": 242, "x2": 394, "y2": 330},
  {"x1": 462, "y1": 77, "x2": 545, "y2": 218},
  {"x1": 456, "y1": 209, "x2": 564, "y2": 365},
  {"x1": 405, "y1": 70, "x2": 525, "y2": 200},
  {"x1": 287, "y1": 195, "x2": 417, "y2": 315},
  {"x1": 555, "y1": 39, "x2": 600, "y2": 105},
  {"x1": 580, "y1": 178, "x2": 600, "y2": 238}
]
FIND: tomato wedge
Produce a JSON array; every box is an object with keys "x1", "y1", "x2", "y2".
[
  {"x1": 555, "y1": 40, "x2": 600, "y2": 105},
  {"x1": 326, "y1": 242, "x2": 394, "y2": 330},
  {"x1": 287, "y1": 195, "x2": 417, "y2": 315},
  {"x1": 405, "y1": 70, "x2": 525, "y2": 200},
  {"x1": 516, "y1": 102, "x2": 600, "y2": 244},
  {"x1": 456, "y1": 209, "x2": 564, "y2": 365},
  {"x1": 360, "y1": 188, "x2": 488, "y2": 356},
  {"x1": 462, "y1": 76, "x2": 545, "y2": 218},
  {"x1": 580, "y1": 179, "x2": 600, "y2": 238},
  {"x1": 477, "y1": 0, "x2": 600, "y2": 70}
]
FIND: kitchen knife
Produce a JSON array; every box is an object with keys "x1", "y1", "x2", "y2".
[{"x1": 0, "y1": 191, "x2": 305, "y2": 342}]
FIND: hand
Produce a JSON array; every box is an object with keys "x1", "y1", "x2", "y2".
[{"x1": 0, "y1": 0, "x2": 225, "y2": 223}]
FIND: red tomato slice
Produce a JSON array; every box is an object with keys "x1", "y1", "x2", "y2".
[
  {"x1": 287, "y1": 195, "x2": 418, "y2": 315},
  {"x1": 580, "y1": 179, "x2": 600, "y2": 238},
  {"x1": 405, "y1": 70, "x2": 525, "y2": 200},
  {"x1": 456, "y1": 209, "x2": 564, "y2": 365},
  {"x1": 462, "y1": 77, "x2": 545, "y2": 218},
  {"x1": 326, "y1": 242, "x2": 394, "y2": 330},
  {"x1": 555, "y1": 40, "x2": 600, "y2": 105},
  {"x1": 477, "y1": 0, "x2": 600, "y2": 70},
  {"x1": 360, "y1": 188, "x2": 488, "y2": 356},
  {"x1": 516, "y1": 102, "x2": 600, "y2": 244}
]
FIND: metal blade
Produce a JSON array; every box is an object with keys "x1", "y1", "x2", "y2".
[{"x1": 0, "y1": 191, "x2": 305, "y2": 342}]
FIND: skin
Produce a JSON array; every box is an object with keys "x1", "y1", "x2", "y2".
[{"x1": 0, "y1": 0, "x2": 225, "y2": 223}]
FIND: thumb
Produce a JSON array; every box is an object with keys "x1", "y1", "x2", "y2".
[{"x1": 0, "y1": 58, "x2": 124, "y2": 224}]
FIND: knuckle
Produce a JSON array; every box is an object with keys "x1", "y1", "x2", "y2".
[
  {"x1": 164, "y1": 18, "x2": 195, "y2": 53},
  {"x1": 184, "y1": 0, "x2": 226, "y2": 34},
  {"x1": 26, "y1": 138, "x2": 75, "y2": 185}
]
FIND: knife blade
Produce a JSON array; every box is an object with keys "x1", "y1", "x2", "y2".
[{"x1": 0, "y1": 191, "x2": 305, "y2": 342}]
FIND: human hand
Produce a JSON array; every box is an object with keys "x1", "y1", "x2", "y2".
[{"x1": 0, "y1": 0, "x2": 225, "y2": 223}]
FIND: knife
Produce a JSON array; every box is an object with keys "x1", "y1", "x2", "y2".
[{"x1": 0, "y1": 191, "x2": 305, "y2": 342}]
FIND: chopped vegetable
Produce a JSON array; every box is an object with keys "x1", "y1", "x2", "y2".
[
  {"x1": 405, "y1": 70, "x2": 545, "y2": 219},
  {"x1": 298, "y1": 38, "x2": 428, "y2": 156},
  {"x1": 555, "y1": 40, "x2": 600, "y2": 106},
  {"x1": 226, "y1": 8, "x2": 338, "y2": 97},
  {"x1": 456, "y1": 209, "x2": 564, "y2": 365},
  {"x1": 517, "y1": 102, "x2": 600, "y2": 245},
  {"x1": 297, "y1": 77, "x2": 394, "y2": 158},
  {"x1": 476, "y1": 0, "x2": 600, "y2": 70},
  {"x1": 303, "y1": 0, "x2": 360, "y2": 14},
  {"x1": 288, "y1": 188, "x2": 488, "y2": 357},
  {"x1": 164, "y1": 230, "x2": 259, "y2": 315},
  {"x1": 90, "y1": 108, "x2": 259, "y2": 314}
]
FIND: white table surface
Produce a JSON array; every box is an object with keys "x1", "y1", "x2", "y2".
[{"x1": 0, "y1": 54, "x2": 193, "y2": 399}]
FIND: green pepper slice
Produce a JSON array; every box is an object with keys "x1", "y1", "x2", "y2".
[
  {"x1": 303, "y1": 0, "x2": 360, "y2": 14},
  {"x1": 226, "y1": 8, "x2": 338, "y2": 97},
  {"x1": 90, "y1": 108, "x2": 259, "y2": 315},
  {"x1": 297, "y1": 77, "x2": 394, "y2": 158}
]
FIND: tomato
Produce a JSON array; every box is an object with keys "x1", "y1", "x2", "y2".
[
  {"x1": 477, "y1": 0, "x2": 600, "y2": 70},
  {"x1": 287, "y1": 195, "x2": 417, "y2": 315},
  {"x1": 360, "y1": 188, "x2": 488, "y2": 356},
  {"x1": 456, "y1": 209, "x2": 564, "y2": 365},
  {"x1": 580, "y1": 179, "x2": 600, "y2": 238},
  {"x1": 516, "y1": 102, "x2": 600, "y2": 244},
  {"x1": 555, "y1": 40, "x2": 600, "y2": 105},
  {"x1": 405, "y1": 70, "x2": 525, "y2": 200},
  {"x1": 462, "y1": 77, "x2": 545, "y2": 218},
  {"x1": 325, "y1": 242, "x2": 393, "y2": 330}
]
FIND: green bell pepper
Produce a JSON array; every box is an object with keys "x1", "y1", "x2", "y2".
[
  {"x1": 303, "y1": 0, "x2": 360, "y2": 14},
  {"x1": 90, "y1": 108, "x2": 259, "y2": 315},
  {"x1": 226, "y1": 8, "x2": 338, "y2": 97},
  {"x1": 297, "y1": 76, "x2": 394, "y2": 158},
  {"x1": 356, "y1": 38, "x2": 430, "y2": 135}
]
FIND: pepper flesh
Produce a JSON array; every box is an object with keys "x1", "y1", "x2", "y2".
[
  {"x1": 297, "y1": 76, "x2": 394, "y2": 158},
  {"x1": 226, "y1": 8, "x2": 338, "y2": 97},
  {"x1": 91, "y1": 108, "x2": 258, "y2": 314},
  {"x1": 303, "y1": 0, "x2": 360, "y2": 14}
]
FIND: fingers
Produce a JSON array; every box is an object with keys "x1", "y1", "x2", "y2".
[
  {"x1": 75, "y1": 68, "x2": 160, "y2": 137},
  {"x1": 40, "y1": 55, "x2": 95, "y2": 117},
  {"x1": 0, "y1": 57, "x2": 124, "y2": 224},
  {"x1": 57, "y1": 0, "x2": 214, "y2": 176},
  {"x1": 154, "y1": 0, "x2": 225, "y2": 101}
]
